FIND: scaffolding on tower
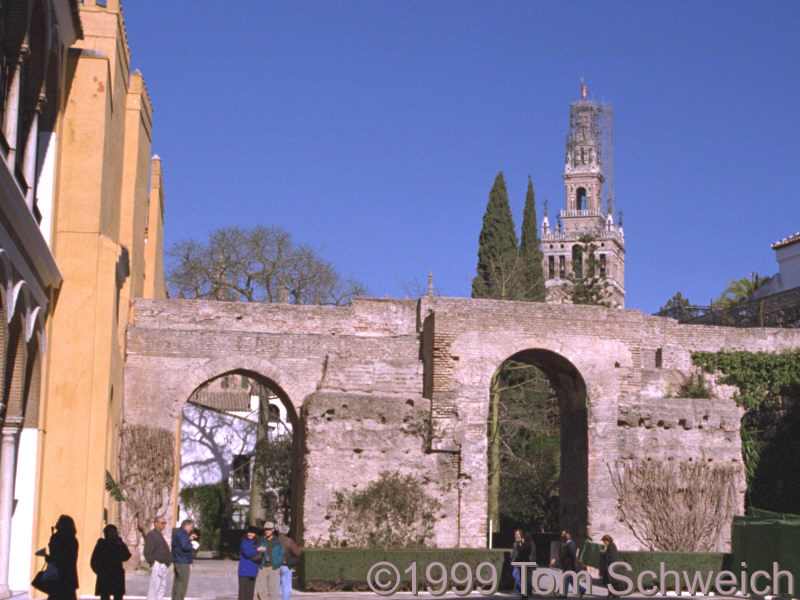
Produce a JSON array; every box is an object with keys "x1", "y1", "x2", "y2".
[{"x1": 565, "y1": 99, "x2": 614, "y2": 215}]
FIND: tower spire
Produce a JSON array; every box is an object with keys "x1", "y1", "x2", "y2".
[{"x1": 539, "y1": 86, "x2": 625, "y2": 307}]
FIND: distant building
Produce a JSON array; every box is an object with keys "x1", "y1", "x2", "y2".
[
  {"x1": 180, "y1": 375, "x2": 292, "y2": 527},
  {"x1": 541, "y1": 82, "x2": 625, "y2": 307},
  {"x1": 750, "y1": 233, "x2": 800, "y2": 299},
  {"x1": 682, "y1": 232, "x2": 800, "y2": 328}
]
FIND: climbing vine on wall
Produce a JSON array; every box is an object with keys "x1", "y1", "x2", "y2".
[
  {"x1": 118, "y1": 424, "x2": 175, "y2": 567},
  {"x1": 692, "y1": 350, "x2": 800, "y2": 411},
  {"x1": 692, "y1": 349, "x2": 800, "y2": 496},
  {"x1": 609, "y1": 459, "x2": 738, "y2": 551}
]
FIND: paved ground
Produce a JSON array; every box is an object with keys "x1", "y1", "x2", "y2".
[
  {"x1": 14, "y1": 559, "x2": 751, "y2": 600},
  {"x1": 120, "y1": 559, "x2": 531, "y2": 599}
]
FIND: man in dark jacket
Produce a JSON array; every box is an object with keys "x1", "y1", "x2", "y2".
[
  {"x1": 171, "y1": 519, "x2": 197, "y2": 600},
  {"x1": 144, "y1": 517, "x2": 171, "y2": 600},
  {"x1": 550, "y1": 530, "x2": 586, "y2": 596}
]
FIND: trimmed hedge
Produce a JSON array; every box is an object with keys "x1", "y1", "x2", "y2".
[
  {"x1": 579, "y1": 543, "x2": 729, "y2": 593},
  {"x1": 580, "y1": 541, "x2": 604, "y2": 569},
  {"x1": 298, "y1": 548, "x2": 510, "y2": 592}
]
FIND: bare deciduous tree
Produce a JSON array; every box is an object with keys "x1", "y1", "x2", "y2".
[
  {"x1": 608, "y1": 459, "x2": 739, "y2": 551},
  {"x1": 167, "y1": 225, "x2": 366, "y2": 305}
]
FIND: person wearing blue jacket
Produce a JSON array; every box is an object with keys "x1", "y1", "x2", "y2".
[
  {"x1": 255, "y1": 522, "x2": 283, "y2": 600},
  {"x1": 238, "y1": 526, "x2": 261, "y2": 600},
  {"x1": 171, "y1": 519, "x2": 197, "y2": 600}
]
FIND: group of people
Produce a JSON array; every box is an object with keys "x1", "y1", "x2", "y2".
[
  {"x1": 142, "y1": 517, "x2": 301, "y2": 600},
  {"x1": 36, "y1": 514, "x2": 130, "y2": 600},
  {"x1": 38, "y1": 513, "x2": 301, "y2": 600},
  {"x1": 142, "y1": 517, "x2": 196, "y2": 600},
  {"x1": 511, "y1": 528, "x2": 620, "y2": 599},
  {"x1": 235, "y1": 520, "x2": 301, "y2": 600}
]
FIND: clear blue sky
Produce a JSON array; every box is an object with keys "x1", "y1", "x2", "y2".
[{"x1": 122, "y1": 1, "x2": 800, "y2": 314}]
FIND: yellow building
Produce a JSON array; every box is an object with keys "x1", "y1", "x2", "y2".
[
  {"x1": 26, "y1": 0, "x2": 165, "y2": 595},
  {"x1": 0, "y1": 0, "x2": 82, "y2": 596}
]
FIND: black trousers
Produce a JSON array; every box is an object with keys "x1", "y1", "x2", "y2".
[{"x1": 238, "y1": 575, "x2": 256, "y2": 600}]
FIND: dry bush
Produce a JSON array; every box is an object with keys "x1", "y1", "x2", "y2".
[
  {"x1": 118, "y1": 424, "x2": 175, "y2": 567},
  {"x1": 609, "y1": 459, "x2": 738, "y2": 551}
]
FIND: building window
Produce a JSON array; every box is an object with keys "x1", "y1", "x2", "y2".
[
  {"x1": 600, "y1": 254, "x2": 607, "y2": 277},
  {"x1": 548, "y1": 256, "x2": 555, "y2": 279},
  {"x1": 559, "y1": 256, "x2": 566, "y2": 279},
  {"x1": 231, "y1": 503, "x2": 248, "y2": 528},
  {"x1": 231, "y1": 455, "x2": 251, "y2": 491},
  {"x1": 576, "y1": 187, "x2": 587, "y2": 210}
]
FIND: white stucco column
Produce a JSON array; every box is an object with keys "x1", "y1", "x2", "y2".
[
  {"x1": 0, "y1": 416, "x2": 24, "y2": 599},
  {"x1": 2, "y1": 46, "x2": 27, "y2": 169},
  {"x1": 22, "y1": 93, "x2": 44, "y2": 211}
]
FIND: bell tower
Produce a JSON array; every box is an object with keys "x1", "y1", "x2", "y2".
[{"x1": 540, "y1": 82, "x2": 626, "y2": 307}]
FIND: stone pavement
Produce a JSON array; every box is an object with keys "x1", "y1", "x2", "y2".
[
  {"x1": 10, "y1": 559, "x2": 613, "y2": 600},
  {"x1": 121, "y1": 559, "x2": 525, "y2": 599}
]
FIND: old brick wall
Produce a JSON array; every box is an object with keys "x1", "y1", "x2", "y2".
[{"x1": 124, "y1": 296, "x2": 800, "y2": 551}]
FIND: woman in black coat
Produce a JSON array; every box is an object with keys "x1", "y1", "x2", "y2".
[
  {"x1": 47, "y1": 514, "x2": 79, "y2": 600},
  {"x1": 90, "y1": 524, "x2": 131, "y2": 600},
  {"x1": 600, "y1": 534, "x2": 620, "y2": 597}
]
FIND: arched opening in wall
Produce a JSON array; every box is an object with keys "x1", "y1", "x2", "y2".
[
  {"x1": 179, "y1": 370, "x2": 299, "y2": 554},
  {"x1": 576, "y1": 187, "x2": 587, "y2": 211},
  {"x1": 744, "y1": 396, "x2": 800, "y2": 515},
  {"x1": 487, "y1": 349, "x2": 588, "y2": 555},
  {"x1": 571, "y1": 244, "x2": 583, "y2": 279}
]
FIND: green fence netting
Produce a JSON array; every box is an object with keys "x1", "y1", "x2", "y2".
[{"x1": 732, "y1": 509, "x2": 800, "y2": 596}]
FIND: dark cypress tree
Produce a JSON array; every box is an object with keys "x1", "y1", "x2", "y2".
[
  {"x1": 519, "y1": 176, "x2": 546, "y2": 301},
  {"x1": 472, "y1": 172, "x2": 520, "y2": 299}
]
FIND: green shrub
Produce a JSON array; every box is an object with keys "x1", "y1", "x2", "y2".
[
  {"x1": 178, "y1": 482, "x2": 231, "y2": 551},
  {"x1": 324, "y1": 471, "x2": 442, "y2": 548}
]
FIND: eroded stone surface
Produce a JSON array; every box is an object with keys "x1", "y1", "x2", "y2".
[{"x1": 125, "y1": 296, "x2": 800, "y2": 551}]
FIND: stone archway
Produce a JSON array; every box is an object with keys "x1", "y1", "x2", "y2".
[
  {"x1": 179, "y1": 368, "x2": 304, "y2": 540},
  {"x1": 497, "y1": 348, "x2": 587, "y2": 543}
]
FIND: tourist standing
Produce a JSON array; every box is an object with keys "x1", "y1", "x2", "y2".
[
  {"x1": 511, "y1": 529, "x2": 532, "y2": 598},
  {"x1": 90, "y1": 524, "x2": 131, "y2": 600},
  {"x1": 550, "y1": 530, "x2": 585, "y2": 596},
  {"x1": 47, "y1": 514, "x2": 79, "y2": 600},
  {"x1": 255, "y1": 522, "x2": 282, "y2": 600},
  {"x1": 275, "y1": 524, "x2": 301, "y2": 600},
  {"x1": 171, "y1": 519, "x2": 197, "y2": 600},
  {"x1": 600, "y1": 534, "x2": 620, "y2": 597},
  {"x1": 238, "y1": 526, "x2": 261, "y2": 600},
  {"x1": 143, "y1": 517, "x2": 171, "y2": 600}
]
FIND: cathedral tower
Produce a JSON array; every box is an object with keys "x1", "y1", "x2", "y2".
[{"x1": 540, "y1": 82, "x2": 625, "y2": 307}]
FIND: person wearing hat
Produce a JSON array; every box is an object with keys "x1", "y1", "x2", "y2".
[
  {"x1": 238, "y1": 525, "x2": 262, "y2": 600},
  {"x1": 275, "y1": 524, "x2": 301, "y2": 600},
  {"x1": 255, "y1": 521, "x2": 283, "y2": 600}
]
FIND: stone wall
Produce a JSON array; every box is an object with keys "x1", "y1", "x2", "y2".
[{"x1": 124, "y1": 296, "x2": 800, "y2": 552}]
